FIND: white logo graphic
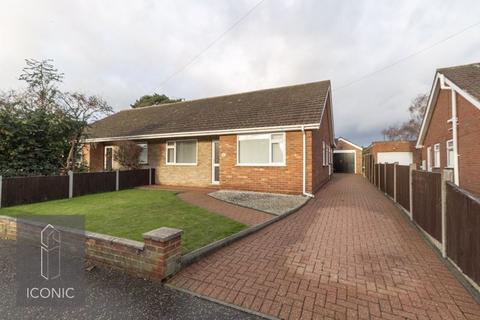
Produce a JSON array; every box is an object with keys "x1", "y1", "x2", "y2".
[{"x1": 40, "y1": 224, "x2": 61, "y2": 280}]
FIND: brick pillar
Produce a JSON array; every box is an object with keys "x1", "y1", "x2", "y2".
[{"x1": 143, "y1": 227, "x2": 183, "y2": 280}]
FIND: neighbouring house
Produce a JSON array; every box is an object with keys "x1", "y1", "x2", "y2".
[
  {"x1": 416, "y1": 62, "x2": 480, "y2": 195},
  {"x1": 363, "y1": 140, "x2": 420, "y2": 181},
  {"x1": 81, "y1": 81, "x2": 335, "y2": 195},
  {"x1": 333, "y1": 137, "x2": 362, "y2": 174}
]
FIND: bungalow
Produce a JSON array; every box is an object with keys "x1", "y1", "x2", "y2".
[
  {"x1": 416, "y1": 62, "x2": 480, "y2": 195},
  {"x1": 82, "y1": 81, "x2": 335, "y2": 195}
]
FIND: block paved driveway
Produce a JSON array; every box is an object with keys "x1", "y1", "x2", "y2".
[{"x1": 169, "y1": 174, "x2": 480, "y2": 319}]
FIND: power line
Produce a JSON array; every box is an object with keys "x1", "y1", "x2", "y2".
[
  {"x1": 158, "y1": 0, "x2": 267, "y2": 88},
  {"x1": 333, "y1": 20, "x2": 480, "y2": 92}
]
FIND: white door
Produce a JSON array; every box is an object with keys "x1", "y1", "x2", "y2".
[{"x1": 212, "y1": 140, "x2": 220, "y2": 184}]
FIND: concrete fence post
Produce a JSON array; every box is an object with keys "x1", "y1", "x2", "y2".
[
  {"x1": 116, "y1": 170, "x2": 119, "y2": 191},
  {"x1": 441, "y1": 169, "x2": 454, "y2": 258},
  {"x1": 149, "y1": 168, "x2": 152, "y2": 185},
  {"x1": 68, "y1": 171, "x2": 73, "y2": 198},
  {"x1": 409, "y1": 163, "x2": 416, "y2": 220},
  {"x1": 393, "y1": 163, "x2": 397, "y2": 203},
  {"x1": 0, "y1": 175, "x2": 2, "y2": 208}
]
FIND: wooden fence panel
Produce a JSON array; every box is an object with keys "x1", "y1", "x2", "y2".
[
  {"x1": 375, "y1": 164, "x2": 380, "y2": 188},
  {"x1": 73, "y1": 172, "x2": 116, "y2": 197},
  {"x1": 412, "y1": 170, "x2": 442, "y2": 242},
  {"x1": 396, "y1": 165, "x2": 410, "y2": 211},
  {"x1": 379, "y1": 164, "x2": 386, "y2": 192},
  {"x1": 1, "y1": 175, "x2": 69, "y2": 207},
  {"x1": 119, "y1": 169, "x2": 151, "y2": 190},
  {"x1": 446, "y1": 182, "x2": 480, "y2": 287},
  {"x1": 386, "y1": 164, "x2": 395, "y2": 198}
]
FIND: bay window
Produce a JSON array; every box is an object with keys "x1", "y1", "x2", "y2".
[
  {"x1": 237, "y1": 133, "x2": 285, "y2": 165},
  {"x1": 166, "y1": 140, "x2": 197, "y2": 165}
]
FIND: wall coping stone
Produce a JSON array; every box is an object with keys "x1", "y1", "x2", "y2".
[{"x1": 143, "y1": 227, "x2": 183, "y2": 242}]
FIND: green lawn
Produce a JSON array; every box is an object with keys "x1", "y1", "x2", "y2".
[{"x1": 0, "y1": 189, "x2": 247, "y2": 253}]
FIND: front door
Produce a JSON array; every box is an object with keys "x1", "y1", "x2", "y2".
[
  {"x1": 212, "y1": 140, "x2": 220, "y2": 184},
  {"x1": 104, "y1": 146, "x2": 113, "y2": 171}
]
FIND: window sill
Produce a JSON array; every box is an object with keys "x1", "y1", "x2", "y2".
[
  {"x1": 166, "y1": 163, "x2": 198, "y2": 166},
  {"x1": 236, "y1": 163, "x2": 286, "y2": 167}
]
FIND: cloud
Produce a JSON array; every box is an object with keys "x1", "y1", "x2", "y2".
[{"x1": 1, "y1": 0, "x2": 479, "y2": 146}]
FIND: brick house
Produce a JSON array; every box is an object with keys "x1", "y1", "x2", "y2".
[
  {"x1": 333, "y1": 137, "x2": 362, "y2": 174},
  {"x1": 416, "y1": 62, "x2": 480, "y2": 195},
  {"x1": 82, "y1": 81, "x2": 335, "y2": 195}
]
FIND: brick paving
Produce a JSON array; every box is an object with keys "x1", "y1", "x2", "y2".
[
  {"x1": 146, "y1": 185, "x2": 273, "y2": 226},
  {"x1": 168, "y1": 174, "x2": 480, "y2": 319}
]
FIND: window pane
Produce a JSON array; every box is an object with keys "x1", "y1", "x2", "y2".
[
  {"x1": 214, "y1": 141, "x2": 219, "y2": 164},
  {"x1": 239, "y1": 139, "x2": 269, "y2": 163},
  {"x1": 272, "y1": 142, "x2": 283, "y2": 163},
  {"x1": 138, "y1": 144, "x2": 148, "y2": 164},
  {"x1": 167, "y1": 147, "x2": 175, "y2": 163},
  {"x1": 214, "y1": 166, "x2": 220, "y2": 182},
  {"x1": 176, "y1": 140, "x2": 196, "y2": 163}
]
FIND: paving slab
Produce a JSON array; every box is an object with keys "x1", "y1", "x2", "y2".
[{"x1": 169, "y1": 174, "x2": 480, "y2": 319}]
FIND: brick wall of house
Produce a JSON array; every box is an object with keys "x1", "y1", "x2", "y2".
[
  {"x1": 335, "y1": 139, "x2": 363, "y2": 175},
  {"x1": 153, "y1": 137, "x2": 214, "y2": 187},
  {"x1": 219, "y1": 131, "x2": 304, "y2": 194},
  {"x1": 421, "y1": 89, "x2": 480, "y2": 195},
  {"x1": 312, "y1": 98, "x2": 334, "y2": 192}
]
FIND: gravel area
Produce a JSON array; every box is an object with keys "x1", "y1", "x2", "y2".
[
  {"x1": 0, "y1": 240, "x2": 262, "y2": 320},
  {"x1": 209, "y1": 190, "x2": 308, "y2": 215}
]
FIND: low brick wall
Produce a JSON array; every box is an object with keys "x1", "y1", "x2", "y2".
[{"x1": 0, "y1": 215, "x2": 182, "y2": 280}]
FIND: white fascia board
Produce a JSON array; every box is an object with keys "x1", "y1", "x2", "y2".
[
  {"x1": 83, "y1": 123, "x2": 321, "y2": 143},
  {"x1": 337, "y1": 138, "x2": 362, "y2": 150},
  {"x1": 416, "y1": 72, "x2": 480, "y2": 148},
  {"x1": 319, "y1": 85, "x2": 335, "y2": 145}
]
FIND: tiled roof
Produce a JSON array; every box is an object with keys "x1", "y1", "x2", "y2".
[
  {"x1": 438, "y1": 62, "x2": 480, "y2": 102},
  {"x1": 87, "y1": 80, "x2": 331, "y2": 139}
]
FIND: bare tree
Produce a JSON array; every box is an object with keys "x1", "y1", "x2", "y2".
[
  {"x1": 61, "y1": 93, "x2": 113, "y2": 171},
  {"x1": 381, "y1": 93, "x2": 428, "y2": 141},
  {"x1": 114, "y1": 142, "x2": 142, "y2": 170}
]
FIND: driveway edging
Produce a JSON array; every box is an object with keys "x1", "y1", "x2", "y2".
[
  {"x1": 165, "y1": 283, "x2": 277, "y2": 320},
  {"x1": 180, "y1": 197, "x2": 311, "y2": 268}
]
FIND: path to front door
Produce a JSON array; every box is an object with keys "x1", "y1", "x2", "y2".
[{"x1": 169, "y1": 174, "x2": 480, "y2": 319}]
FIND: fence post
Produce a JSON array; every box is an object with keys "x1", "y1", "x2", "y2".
[
  {"x1": 0, "y1": 175, "x2": 2, "y2": 208},
  {"x1": 384, "y1": 164, "x2": 387, "y2": 195},
  {"x1": 68, "y1": 171, "x2": 73, "y2": 198},
  {"x1": 116, "y1": 170, "x2": 119, "y2": 191},
  {"x1": 441, "y1": 169, "x2": 454, "y2": 258},
  {"x1": 393, "y1": 163, "x2": 397, "y2": 203},
  {"x1": 149, "y1": 168, "x2": 152, "y2": 185},
  {"x1": 409, "y1": 163, "x2": 416, "y2": 220}
]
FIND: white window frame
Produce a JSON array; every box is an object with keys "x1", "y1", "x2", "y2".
[
  {"x1": 137, "y1": 143, "x2": 148, "y2": 164},
  {"x1": 446, "y1": 140, "x2": 454, "y2": 168},
  {"x1": 236, "y1": 132, "x2": 286, "y2": 166},
  {"x1": 427, "y1": 146, "x2": 432, "y2": 172},
  {"x1": 165, "y1": 139, "x2": 198, "y2": 165},
  {"x1": 433, "y1": 143, "x2": 440, "y2": 168},
  {"x1": 322, "y1": 141, "x2": 326, "y2": 166}
]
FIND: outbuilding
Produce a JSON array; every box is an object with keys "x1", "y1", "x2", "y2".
[{"x1": 333, "y1": 137, "x2": 363, "y2": 174}]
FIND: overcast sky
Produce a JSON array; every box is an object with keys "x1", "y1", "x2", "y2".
[{"x1": 1, "y1": 0, "x2": 479, "y2": 146}]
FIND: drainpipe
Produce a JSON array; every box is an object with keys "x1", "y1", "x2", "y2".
[
  {"x1": 440, "y1": 74, "x2": 460, "y2": 185},
  {"x1": 302, "y1": 125, "x2": 315, "y2": 198}
]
